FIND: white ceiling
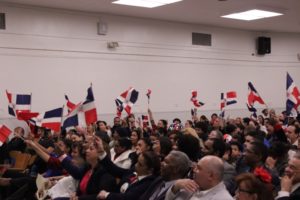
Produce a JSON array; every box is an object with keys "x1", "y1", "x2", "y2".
[{"x1": 2, "y1": 0, "x2": 300, "y2": 33}]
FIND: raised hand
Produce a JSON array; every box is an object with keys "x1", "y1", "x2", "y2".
[
  {"x1": 94, "y1": 136, "x2": 105, "y2": 154},
  {"x1": 281, "y1": 174, "x2": 293, "y2": 192}
]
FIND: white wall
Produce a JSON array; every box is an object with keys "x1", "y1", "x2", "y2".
[{"x1": 0, "y1": 3, "x2": 300, "y2": 125}]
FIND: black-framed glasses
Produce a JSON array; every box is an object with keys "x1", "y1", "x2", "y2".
[{"x1": 236, "y1": 188, "x2": 255, "y2": 194}]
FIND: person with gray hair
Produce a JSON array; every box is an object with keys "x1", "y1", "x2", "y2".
[
  {"x1": 165, "y1": 155, "x2": 233, "y2": 200},
  {"x1": 139, "y1": 150, "x2": 191, "y2": 200},
  {"x1": 276, "y1": 151, "x2": 300, "y2": 200}
]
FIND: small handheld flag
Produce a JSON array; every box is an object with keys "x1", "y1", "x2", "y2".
[
  {"x1": 146, "y1": 89, "x2": 151, "y2": 105},
  {"x1": 247, "y1": 82, "x2": 266, "y2": 117},
  {"x1": 0, "y1": 125, "x2": 12, "y2": 146},
  {"x1": 115, "y1": 87, "x2": 139, "y2": 116},
  {"x1": 286, "y1": 73, "x2": 300, "y2": 116},
  {"x1": 190, "y1": 90, "x2": 205, "y2": 108}
]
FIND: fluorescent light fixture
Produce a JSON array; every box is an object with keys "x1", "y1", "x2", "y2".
[
  {"x1": 112, "y1": 0, "x2": 182, "y2": 8},
  {"x1": 222, "y1": 9, "x2": 283, "y2": 21}
]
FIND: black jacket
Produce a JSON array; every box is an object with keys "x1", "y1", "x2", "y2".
[
  {"x1": 138, "y1": 176, "x2": 167, "y2": 200},
  {"x1": 60, "y1": 157, "x2": 117, "y2": 199},
  {"x1": 277, "y1": 186, "x2": 300, "y2": 200},
  {"x1": 101, "y1": 154, "x2": 158, "y2": 200}
]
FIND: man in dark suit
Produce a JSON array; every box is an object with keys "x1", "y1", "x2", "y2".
[
  {"x1": 139, "y1": 150, "x2": 191, "y2": 200},
  {"x1": 276, "y1": 152, "x2": 300, "y2": 200}
]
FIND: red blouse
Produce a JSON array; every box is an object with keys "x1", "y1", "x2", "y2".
[{"x1": 79, "y1": 169, "x2": 93, "y2": 195}]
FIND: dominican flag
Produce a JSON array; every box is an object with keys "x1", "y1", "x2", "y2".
[
  {"x1": 190, "y1": 90, "x2": 205, "y2": 108},
  {"x1": 17, "y1": 112, "x2": 40, "y2": 121},
  {"x1": 247, "y1": 82, "x2": 265, "y2": 116},
  {"x1": 41, "y1": 107, "x2": 63, "y2": 132},
  {"x1": 146, "y1": 89, "x2": 151, "y2": 104},
  {"x1": 286, "y1": 73, "x2": 300, "y2": 116},
  {"x1": 0, "y1": 125, "x2": 12, "y2": 146},
  {"x1": 28, "y1": 117, "x2": 42, "y2": 135},
  {"x1": 248, "y1": 82, "x2": 265, "y2": 106},
  {"x1": 62, "y1": 103, "x2": 81, "y2": 129},
  {"x1": 115, "y1": 87, "x2": 139, "y2": 116},
  {"x1": 6, "y1": 90, "x2": 31, "y2": 117},
  {"x1": 115, "y1": 99, "x2": 123, "y2": 117},
  {"x1": 82, "y1": 86, "x2": 97, "y2": 125},
  {"x1": 142, "y1": 115, "x2": 149, "y2": 127},
  {"x1": 219, "y1": 91, "x2": 237, "y2": 117},
  {"x1": 146, "y1": 89, "x2": 151, "y2": 100},
  {"x1": 220, "y1": 93, "x2": 225, "y2": 117},
  {"x1": 6, "y1": 90, "x2": 39, "y2": 120},
  {"x1": 225, "y1": 91, "x2": 237, "y2": 106},
  {"x1": 65, "y1": 95, "x2": 76, "y2": 113}
]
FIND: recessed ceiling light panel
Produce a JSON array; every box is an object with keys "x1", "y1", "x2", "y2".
[
  {"x1": 112, "y1": 0, "x2": 182, "y2": 8},
  {"x1": 222, "y1": 9, "x2": 283, "y2": 21}
]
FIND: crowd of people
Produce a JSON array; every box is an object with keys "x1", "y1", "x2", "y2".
[{"x1": 0, "y1": 107, "x2": 300, "y2": 200}]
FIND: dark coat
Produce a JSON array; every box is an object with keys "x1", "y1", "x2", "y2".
[
  {"x1": 100, "y1": 154, "x2": 158, "y2": 200},
  {"x1": 60, "y1": 157, "x2": 117, "y2": 199},
  {"x1": 277, "y1": 186, "x2": 300, "y2": 200},
  {"x1": 106, "y1": 175, "x2": 157, "y2": 200},
  {"x1": 138, "y1": 176, "x2": 168, "y2": 200}
]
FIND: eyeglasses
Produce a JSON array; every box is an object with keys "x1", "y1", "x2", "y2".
[{"x1": 236, "y1": 188, "x2": 255, "y2": 194}]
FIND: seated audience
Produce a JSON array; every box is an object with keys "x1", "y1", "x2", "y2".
[
  {"x1": 276, "y1": 152, "x2": 300, "y2": 200},
  {"x1": 235, "y1": 172, "x2": 274, "y2": 200},
  {"x1": 110, "y1": 138, "x2": 133, "y2": 169},
  {"x1": 96, "y1": 137, "x2": 161, "y2": 200},
  {"x1": 139, "y1": 150, "x2": 191, "y2": 200},
  {"x1": 165, "y1": 155, "x2": 233, "y2": 200}
]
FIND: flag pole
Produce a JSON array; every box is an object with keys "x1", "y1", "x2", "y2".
[
  {"x1": 220, "y1": 92, "x2": 225, "y2": 119},
  {"x1": 30, "y1": 92, "x2": 32, "y2": 111},
  {"x1": 147, "y1": 89, "x2": 150, "y2": 110}
]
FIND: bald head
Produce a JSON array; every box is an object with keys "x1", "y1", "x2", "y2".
[
  {"x1": 193, "y1": 155, "x2": 224, "y2": 190},
  {"x1": 198, "y1": 156, "x2": 224, "y2": 181}
]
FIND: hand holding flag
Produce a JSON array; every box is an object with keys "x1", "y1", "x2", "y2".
[{"x1": 146, "y1": 89, "x2": 151, "y2": 105}]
